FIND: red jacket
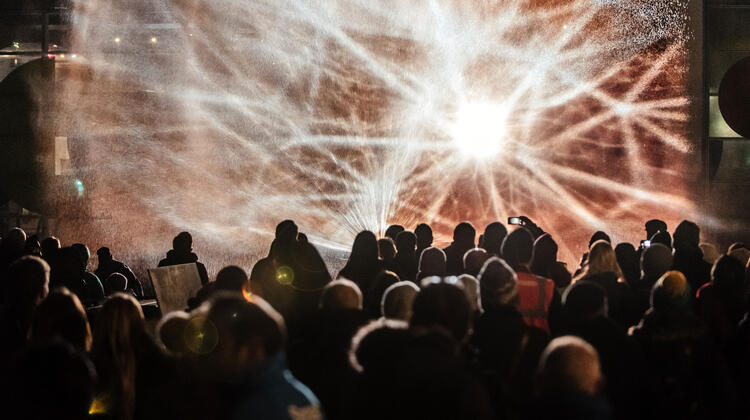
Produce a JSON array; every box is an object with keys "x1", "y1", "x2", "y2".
[{"x1": 516, "y1": 271, "x2": 555, "y2": 332}]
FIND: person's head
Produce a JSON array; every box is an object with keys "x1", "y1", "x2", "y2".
[
  {"x1": 650, "y1": 270, "x2": 691, "y2": 312},
  {"x1": 414, "y1": 223, "x2": 433, "y2": 249},
  {"x1": 381, "y1": 281, "x2": 419, "y2": 321},
  {"x1": 3, "y1": 227, "x2": 27, "y2": 252},
  {"x1": 729, "y1": 247, "x2": 750, "y2": 267},
  {"x1": 418, "y1": 246, "x2": 446, "y2": 278},
  {"x1": 156, "y1": 311, "x2": 190, "y2": 355},
  {"x1": 25, "y1": 235, "x2": 41, "y2": 255},
  {"x1": 651, "y1": 231, "x2": 672, "y2": 248},
  {"x1": 350, "y1": 230, "x2": 379, "y2": 262},
  {"x1": 501, "y1": 227, "x2": 534, "y2": 270},
  {"x1": 728, "y1": 242, "x2": 746, "y2": 252},
  {"x1": 321, "y1": 278, "x2": 363, "y2": 310},
  {"x1": 215, "y1": 265, "x2": 249, "y2": 295},
  {"x1": 699, "y1": 243, "x2": 720, "y2": 265},
  {"x1": 537, "y1": 336, "x2": 603, "y2": 396},
  {"x1": 614, "y1": 242, "x2": 639, "y2": 284},
  {"x1": 588, "y1": 231, "x2": 611, "y2": 248},
  {"x1": 173, "y1": 231, "x2": 193, "y2": 253},
  {"x1": 562, "y1": 281, "x2": 608, "y2": 321},
  {"x1": 31, "y1": 287, "x2": 92, "y2": 352},
  {"x1": 40, "y1": 236, "x2": 61, "y2": 257},
  {"x1": 275, "y1": 219, "x2": 298, "y2": 241},
  {"x1": 96, "y1": 246, "x2": 113, "y2": 263},
  {"x1": 641, "y1": 243, "x2": 673, "y2": 281},
  {"x1": 104, "y1": 273, "x2": 128, "y2": 296},
  {"x1": 482, "y1": 222, "x2": 507, "y2": 254},
  {"x1": 530, "y1": 233, "x2": 558, "y2": 275},
  {"x1": 6, "y1": 255, "x2": 50, "y2": 307},
  {"x1": 452, "y1": 222, "x2": 476, "y2": 248},
  {"x1": 8, "y1": 342, "x2": 96, "y2": 420},
  {"x1": 645, "y1": 219, "x2": 667, "y2": 240},
  {"x1": 378, "y1": 237, "x2": 396, "y2": 261},
  {"x1": 384, "y1": 224, "x2": 405, "y2": 241},
  {"x1": 370, "y1": 270, "x2": 400, "y2": 308},
  {"x1": 411, "y1": 277, "x2": 470, "y2": 342},
  {"x1": 70, "y1": 243, "x2": 90, "y2": 270},
  {"x1": 463, "y1": 248, "x2": 489, "y2": 277},
  {"x1": 350, "y1": 319, "x2": 410, "y2": 373},
  {"x1": 395, "y1": 230, "x2": 417, "y2": 254},
  {"x1": 457, "y1": 274, "x2": 480, "y2": 313},
  {"x1": 582, "y1": 240, "x2": 622, "y2": 279},
  {"x1": 203, "y1": 294, "x2": 286, "y2": 374},
  {"x1": 477, "y1": 257, "x2": 519, "y2": 310},
  {"x1": 711, "y1": 254, "x2": 746, "y2": 297},
  {"x1": 90, "y1": 293, "x2": 146, "y2": 419},
  {"x1": 673, "y1": 220, "x2": 700, "y2": 250}
]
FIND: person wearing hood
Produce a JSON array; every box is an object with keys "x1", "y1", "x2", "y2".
[{"x1": 158, "y1": 231, "x2": 209, "y2": 286}]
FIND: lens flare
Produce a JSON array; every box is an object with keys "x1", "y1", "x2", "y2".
[{"x1": 60, "y1": 0, "x2": 694, "y2": 267}]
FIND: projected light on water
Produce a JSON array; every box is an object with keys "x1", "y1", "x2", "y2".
[{"x1": 62, "y1": 0, "x2": 694, "y2": 267}]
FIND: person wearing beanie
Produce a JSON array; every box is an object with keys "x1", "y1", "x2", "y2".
[
  {"x1": 471, "y1": 257, "x2": 549, "y2": 419},
  {"x1": 629, "y1": 270, "x2": 719, "y2": 420},
  {"x1": 671, "y1": 221, "x2": 711, "y2": 293}
]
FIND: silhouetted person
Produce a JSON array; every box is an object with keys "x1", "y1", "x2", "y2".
[
  {"x1": 350, "y1": 320, "x2": 494, "y2": 420},
  {"x1": 629, "y1": 271, "x2": 724, "y2": 420},
  {"x1": 91, "y1": 293, "x2": 174, "y2": 420},
  {"x1": 214, "y1": 265, "x2": 249, "y2": 296},
  {"x1": 414, "y1": 223, "x2": 433, "y2": 258},
  {"x1": 104, "y1": 273, "x2": 137, "y2": 298},
  {"x1": 614, "y1": 243, "x2": 639, "y2": 287},
  {"x1": 671, "y1": 220, "x2": 711, "y2": 293},
  {"x1": 339, "y1": 231, "x2": 382, "y2": 297},
  {"x1": 95, "y1": 247, "x2": 142, "y2": 297},
  {"x1": 384, "y1": 224, "x2": 405, "y2": 241},
  {"x1": 634, "y1": 243, "x2": 673, "y2": 321},
  {"x1": 644, "y1": 219, "x2": 667, "y2": 242},
  {"x1": 155, "y1": 310, "x2": 190, "y2": 355},
  {"x1": 4, "y1": 341, "x2": 96, "y2": 420},
  {"x1": 40, "y1": 236, "x2": 60, "y2": 259},
  {"x1": 52, "y1": 246, "x2": 105, "y2": 304},
  {"x1": 560, "y1": 281, "x2": 644, "y2": 420},
  {"x1": 650, "y1": 230, "x2": 672, "y2": 248},
  {"x1": 417, "y1": 246, "x2": 446, "y2": 280},
  {"x1": 412, "y1": 277, "x2": 470, "y2": 343},
  {"x1": 696, "y1": 255, "x2": 746, "y2": 347},
  {"x1": 381, "y1": 281, "x2": 419, "y2": 321},
  {"x1": 30, "y1": 287, "x2": 92, "y2": 352},
  {"x1": 292, "y1": 280, "x2": 367, "y2": 419},
  {"x1": 589, "y1": 231, "x2": 611, "y2": 247},
  {"x1": 530, "y1": 233, "x2": 571, "y2": 293},
  {"x1": 443, "y1": 222, "x2": 476, "y2": 275},
  {"x1": 463, "y1": 247, "x2": 490, "y2": 277},
  {"x1": 502, "y1": 228, "x2": 556, "y2": 332},
  {"x1": 481, "y1": 222, "x2": 507, "y2": 256},
  {"x1": 0, "y1": 255, "x2": 50, "y2": 367},
  {"x1": 200, "y1": 294, "x2": 323, "y2": 420},
  {"x1": 0, "y1": 228, "x2": 27, "y2": 299},
  {"x1": 473, "y1": 257, "x2": 549, "y2": 420},
  {"x1": 378, "y1": 237, "x2": 397, "y2": 273},
  {"x1": 528, "y1": 336, "x2": 611, "y2": 420},
  {"x1": 24, "y1": 234, "x2": 41, "y2": 256},
  {"x1": 393, "y1": 230, "x2": 418, "y2": 282},
  {"x1": 365, "y1": 270, "x2": 399, "y2": 319},
  {"x1": 158, "y1": 232, "x2": 209, "y2": 286}
]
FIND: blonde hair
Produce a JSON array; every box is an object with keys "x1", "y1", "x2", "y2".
[{"x1": 574, "y1": 240, "x2": 623, "y2": 283}]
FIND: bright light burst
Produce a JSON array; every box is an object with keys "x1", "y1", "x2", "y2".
[{"x1": 63, "y1": 0, "x2": 694, "y2": 266}]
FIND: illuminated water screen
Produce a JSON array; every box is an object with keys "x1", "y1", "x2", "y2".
[{"x1": 62, "y1": 0, "x2": 694, "y2": 269}]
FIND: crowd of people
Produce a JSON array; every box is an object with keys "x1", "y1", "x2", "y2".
[{"x1": 0, "y1": 216, "x2": 748, "y2": 420}]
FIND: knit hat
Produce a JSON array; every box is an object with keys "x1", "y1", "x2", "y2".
[
  {"x1": 477, "y1": 257, "x2": 519, "y2": 308},
  {"x1": 651, "y1": 270, "x2": 691, "y2": 311}
]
